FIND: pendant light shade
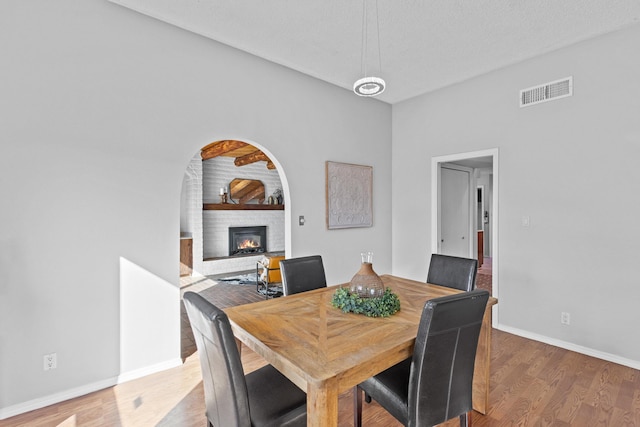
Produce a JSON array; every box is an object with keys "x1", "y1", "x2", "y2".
[{"x1": 354, "y1": 76, "x2": 386, "y2": 97}]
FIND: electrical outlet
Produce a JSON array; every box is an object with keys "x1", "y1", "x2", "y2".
[
  {"x1": 44, "y1": 353, "x2": 57, "y2": 371},
  {"x1": 560, "y1": 312, "x2": 571, "y2": 325}
]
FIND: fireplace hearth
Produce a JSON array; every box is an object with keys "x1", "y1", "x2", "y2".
[{"x1": 228, "y1": 226, "x2": 267, "y2": 256}]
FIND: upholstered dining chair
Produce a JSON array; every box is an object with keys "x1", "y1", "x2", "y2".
[
  {"x1": 427, "y1": 253, "x2": 478, "y2": 291},
  {"x1": 354, "y1": 289, "x2": 490, "y2": 427},
  {"x1": 279, "y1": 255, "x2": 327, "y2": 296},
  {"x1": 360, "y1": 254, "x2": 478, "y2": 407},
  {"x1": 256, "y1": 255, "x2": 285, "y2": 299},
  {"x1": 183, "y1": 292, "x2": 307, "y2": 427},
  {"x1": 357, "y1": 253, "x2": 480, "y2": 408}
]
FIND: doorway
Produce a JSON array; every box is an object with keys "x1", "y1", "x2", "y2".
[
  {"x1": 439, "y1": 163, "x2": 473, "y2": 257},
  {"x1": 431, "y1": 149, "x2": 499, "y2": 323}
]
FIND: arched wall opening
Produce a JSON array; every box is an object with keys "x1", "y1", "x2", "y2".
[
  {"x1": 178, "y1": 138, "x2": 292, "y2": 358},
  {"x1": 180, "y1": 139, "x2": 291, "y2": 278}
]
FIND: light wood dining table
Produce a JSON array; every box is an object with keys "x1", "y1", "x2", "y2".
[{"x1": 224, "y1": 274, "x2": 498, "y2": 427}]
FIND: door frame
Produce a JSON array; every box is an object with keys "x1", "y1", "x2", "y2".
[{"x1": 431, "y1": 148, "x2": 500, "y2": 325}]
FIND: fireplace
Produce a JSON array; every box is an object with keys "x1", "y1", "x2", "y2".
[{"x1": 228, "y1": 226, "x2": 267, "y2": 256}]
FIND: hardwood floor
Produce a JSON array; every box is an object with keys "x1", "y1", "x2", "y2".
[
  {"x1": 476, "y1": 256, "x2": 492, "y2": 295},
  {"x1": 5, "y1": 274, "x2": 640, "y2": 426}
]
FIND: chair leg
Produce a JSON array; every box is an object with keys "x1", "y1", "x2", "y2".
[
  {"x1": 364, "y1": 392, "x2": 371, "y2": 403},
  {"x1": 353, "y1": 386, "x2": 363, "y2": 427},
  {"x1": 459, "y1": 411, "x2": 471, "y2": 427},
  {"x1": 256, "y1": 264, "x2": 264, "y2": 298}
]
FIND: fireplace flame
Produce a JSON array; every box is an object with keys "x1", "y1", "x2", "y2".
[{"x1": 238, "y1": 239, "x2": 259, "y2": 249}]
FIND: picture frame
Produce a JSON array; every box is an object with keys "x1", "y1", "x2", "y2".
[{"x1": 325, "y1": 161, "x2": 373, "y2": 229}]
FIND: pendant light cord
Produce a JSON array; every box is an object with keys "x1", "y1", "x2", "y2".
[
  {"x1": 360, "y1": 0, "x2": 383, "y2": 79},
  {"x1": 354, "y1": 0, "x2": 386, "y2": 96},
  {"x1": 360, "y1": 0, "x2": 367, "y2": 77},
  {"x1": 375, "y1": 0, "x2": 382, "y2": 76}
]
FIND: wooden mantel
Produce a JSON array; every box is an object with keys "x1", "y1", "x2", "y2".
[{"x1": 203, "y1": 203, "x2": 284, "y2": 211}]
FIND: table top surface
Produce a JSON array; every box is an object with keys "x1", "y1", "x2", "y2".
[{"x1": 224, "y1": 274, "x2": 497, "y2": 393}]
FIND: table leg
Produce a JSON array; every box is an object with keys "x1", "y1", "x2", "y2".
[
  {"x1": 472, "y1": 305, "x2": 492, "y2": 414},
  {"x1": 307, "y1": 378, "x2": 338, "y2": 427},
  {"x1": 234, "y1": 338, "x2": 242, "y2": 357}
]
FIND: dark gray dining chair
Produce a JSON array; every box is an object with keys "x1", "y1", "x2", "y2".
[
  {"x1": 183, "y1": 292, "x2": 306, "y2": 427},
  {"x1": 359, "y1": 253, "x2": 477, "y2": 407},
  {"x1": 427, "y1": 253, "x2": 478, "y2": 291},
  {"x1": 279, "y1": 255, "x2": 327, "y2": 296},
  {"x1": 354, "y1": 289, "x2": 490, "y2": 427},
  {"x1": 360, "y1": 254, "x2": 479, "y2": 407}
]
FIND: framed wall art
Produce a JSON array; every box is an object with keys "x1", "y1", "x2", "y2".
[{"x1": 325, "y1": 161, "x2": 373, "y2": 229}]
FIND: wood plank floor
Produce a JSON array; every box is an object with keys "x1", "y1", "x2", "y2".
[{"x1": 5, "y1": 274, "x2": 640, "y2": 426}]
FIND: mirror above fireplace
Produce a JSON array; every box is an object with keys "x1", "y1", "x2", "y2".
[{"x1": 229, "y1": 178, "x2": 265, "y2": 204}]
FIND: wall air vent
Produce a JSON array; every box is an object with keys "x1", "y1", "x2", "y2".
[{"x1": 520, "y1": 76, "x2": 573, "y2": 107}]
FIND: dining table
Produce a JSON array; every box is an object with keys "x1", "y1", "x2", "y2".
[{"x1": 224, "y1": 274, "x2": 498, "y2": 427}]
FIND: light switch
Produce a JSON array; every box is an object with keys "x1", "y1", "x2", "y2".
[
  {"x1": 521, "y1": 216, "x2": 530, "y2": 227},
  {"x1": 299, "y1": 215, "x2": 305, "y2": 226}
]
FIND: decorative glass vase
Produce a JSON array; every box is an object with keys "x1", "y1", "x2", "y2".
[{"x1": 349, "y1": 252, "x2": 384, "y2": 298}]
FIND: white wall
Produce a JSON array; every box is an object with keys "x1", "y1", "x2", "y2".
[
  {"x1": 392, "y1": 23, "x2": 640, "y2": 366},
  {"x1": 0, "y1": 0, "x2": 391, "y2": 417}
]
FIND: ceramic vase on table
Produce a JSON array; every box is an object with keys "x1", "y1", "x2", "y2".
[{"x1": 349, "y1": 252, "x2": 384, "y2": 298}]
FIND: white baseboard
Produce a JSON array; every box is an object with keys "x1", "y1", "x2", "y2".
[
  {"x1": 0, "y1": 377, "x2": 117, "y2": 421},
  {"x1": 0, "y1": 358, "x2": 183, "y2": 420},
  {"x1": 117, "y1": 357, "x2": 183, "y2": 384},
  {"x1": 496, "y1": 323, "x2": 640, "y2": 370}
]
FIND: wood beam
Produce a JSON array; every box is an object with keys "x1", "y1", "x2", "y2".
[
  {"x1": 234, "y1": 150, "x2": 270, "y2": 167},
  {"x1": 201, "y1": 140, "x2": 248, "y2": 160}
]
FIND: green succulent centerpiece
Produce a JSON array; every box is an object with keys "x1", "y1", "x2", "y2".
[{"x1": 331, "y1": 287, "x2": 401, "y2": 317}]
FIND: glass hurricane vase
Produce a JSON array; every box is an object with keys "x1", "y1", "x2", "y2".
[{"x1": 349, "y1": 252, "x2": 384, "y2": 298}]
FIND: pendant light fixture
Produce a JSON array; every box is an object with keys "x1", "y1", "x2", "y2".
[{"x1": 353, "y1": 0, "x2": 386, "y2": 97}]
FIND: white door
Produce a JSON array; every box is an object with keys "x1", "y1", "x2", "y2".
[{"x1": 440, "y1": 166, "x2": 470, "y2": 257}]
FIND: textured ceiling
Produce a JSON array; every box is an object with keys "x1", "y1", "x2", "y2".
[{"x1": 109, "y1": 0, "x2": 640, "y2": 104}]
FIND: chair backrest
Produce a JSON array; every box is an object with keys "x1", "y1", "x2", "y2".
[
  {"x1": 408, "y1": 289, "x2": 490, "y2": 427},
  {"x1": 279, "y1": 255, "x2": 327, "y2": 296},
  {"x1": 183, "y1": 291, "x2": 251, "y2": 427},
  {"x1": 260, "y1": 255, "x2": 285, "y2": 283},
  {"x1": 426, "y1": 254, "x2": 478, "y2": 291}
]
